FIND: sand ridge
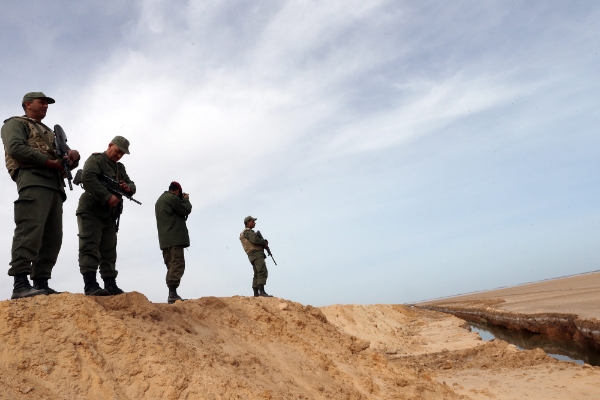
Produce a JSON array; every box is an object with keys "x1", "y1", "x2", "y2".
[
  {"x1": 0, "y1": 292, "x2": 458, "y2": 400},
  {"x1": 2, "y1": 291, "x2": 599, "y2": 399}
]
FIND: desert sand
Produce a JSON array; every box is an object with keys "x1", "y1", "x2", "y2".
[
  {"x1": 420, "y1": 271, "x2": 600, "y2": 349},
  {"x1": 322, "y1": 303, "x2": 600, "y2": 400},
  {"x1": 1, "y1": 291, "x2": 598, "y2": 399},
  {"x1": 421, "y1": 271, "x2": 600, "y2": 319}
]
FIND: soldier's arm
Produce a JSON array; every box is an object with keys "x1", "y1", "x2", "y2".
[
  {"x1": 118, "y1": 163, "x2": 136, "y2": 195},
  {"x1": 81, "y1": 156, "x2": 113, "y2": 204},
  {"x1": 1, "y1": 119, "x2": 48, "y2": 165},
  {"x1": 244, "y1": 230, "x2": 267, "y2": 246},
  {"x1": 170, "y1": 196, "x2": 192, "y2": 217}
]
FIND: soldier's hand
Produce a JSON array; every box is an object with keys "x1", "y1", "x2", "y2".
[
  {"x1": 44, "y1": 158, "x2": 64, "y2": 172},
  {"x1": 119, "y1": 181, "x2": 131, "y2": 193},
  {"x1": 183, "y1": 193, "x2": 189, "y2": 199},
  {"x1": 67, "y1": 149, "x2": 80, "y2": 167},
  {"x1": 107, "y1": 195, "x2": 121, "y2": 208},
  {"x1": 264, "y1": 240, "x2": 269, "y2": 247}
]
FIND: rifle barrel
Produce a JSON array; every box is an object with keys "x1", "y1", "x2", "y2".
[
  {"x1": 100, "y1": 174, "x2": 142, "y2": 205},
  {"x1": 54, "y1": 125, "x2": 73, "y2": 190}
]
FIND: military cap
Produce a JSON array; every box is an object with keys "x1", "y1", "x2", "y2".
[
  {"x1": 22, "y1": 92, "x2": 55, "y2": 105},
  {"x1": 111, "y1": 136, "x2": 130, "y2": 154},
  {"x1": 244, "y1": 216, "x2": 257, "y2": 224}
]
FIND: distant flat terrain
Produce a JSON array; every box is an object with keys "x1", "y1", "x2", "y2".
[{"x1": 421, "y1": 271, "x2": 600, "y2": 319}]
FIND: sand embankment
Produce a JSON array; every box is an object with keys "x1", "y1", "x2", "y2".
[
  {"x1": 1, "y1": 292, "x2": 599, "y2": 399},
  {"x1": 321, "y1": 302, "x2": 600, "y2": 399},
  {"x1": 418, "y1": 271, "x2": 600, "y2": 348},
  {"x1": 0, "y1": 293, "x2": 457, "y2": 399}
]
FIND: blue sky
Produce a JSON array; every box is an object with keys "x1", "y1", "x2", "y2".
[{"x1": 0, "y1": 1, "x2": 598, "y2": 305}]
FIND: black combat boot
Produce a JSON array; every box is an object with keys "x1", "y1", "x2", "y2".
[
  {"x1": 253, "y1": 287, "x2": 259, "y2": 297},
  {"x1": 258, "y1": 284, "x2": 273, "y2": 297},
  {"x1": 33, "y1": 278, "x2": 63, "y2": 295},
  {"x1": 168, "y1": 286, "x2": 183, "y2": 304},
  {"x1": 103, "y1": 277, "x2": 124, "y2": 295},
  {"x1": 82, "y1": 271, "x2": 109, "y2": 296},
  {"x1": 11, "y1": 273, "x2": 47, "y2": 299}
]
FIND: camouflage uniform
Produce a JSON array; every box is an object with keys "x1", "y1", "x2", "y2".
[
  {"x1": 1, "y1": 115, "x2": 77, "y2": 279},
  {"x1": 240, "y1": 228, "x2": 268, "y2": 289}
]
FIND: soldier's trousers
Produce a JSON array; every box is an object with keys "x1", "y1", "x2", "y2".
[
  {"x1": 77, "y1": 212, "x2": 118, "y2": 278},
  {"x1": 162, "y1": 247, "x2": 185, "y2": 288},
  {"x1": 8, "y1": 186, "x2": 63, "y2": 279},
  {"x1": 248, "y1": 252, "x2": 268, "y2": 288}
]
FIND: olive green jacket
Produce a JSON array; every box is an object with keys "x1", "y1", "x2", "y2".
[
  {"x1": 1, "y1": 117, "x2": 79, "y2": 199},
  {"x1": 76, "y1": 152, "x2": 136, "y2": 218},
  {"x1": 155, "y1": 191, "x2": 192, "y2": 249}
]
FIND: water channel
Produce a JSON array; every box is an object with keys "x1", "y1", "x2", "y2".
[{"x1": 468, "y1": 321, "x2": 600, "y2": 367}]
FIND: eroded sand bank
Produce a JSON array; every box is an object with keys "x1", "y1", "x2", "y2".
[
  {"x1": 322, "y1": 303, "x2": 600, "y2": 399},
  {"x1": 419, "y1": 271, "x2": 600, "y2": 348},
  {"x1": 1, "y1": 292, "x2": 598, "y2": 399}
]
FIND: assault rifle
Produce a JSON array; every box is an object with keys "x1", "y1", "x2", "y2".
[
  {"x1": 256, "y1": 230, "x2": 277, "y2": 266},
  {"x1": 98, "y1": 174, "x2": 141, "y2": 232},
  {"x1": 99, "y1": 174, "x2": 142, "y2": 205},
  {"x1": 73, "y1": 169, "x2": 141, "y2": 205},
  {"x1": 73, "y1": 169, "x2": 141, "y2": 233},
  {"x1": 53, "y1": 124, "x2": 73, "y2": 190}
]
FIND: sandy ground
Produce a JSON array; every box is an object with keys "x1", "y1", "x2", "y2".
[
  {"x1": 322, "y1": 303, "x2": 600, "y2": 400},
  {"x1": 421, "y1": 271, "x2": 600, "y2": 319},
  {"x1": 406, "y1": 271, "x2": 600, "y2": 399},
  {"x1": 1, "y1": 291, "x2": 599, "y2": 399},
  {"x1": 0, "y1": 293, "x2": 459, "y2": 400},
  {"x1": 320, "y1": 304, "x2": 481, "y2": 356}
]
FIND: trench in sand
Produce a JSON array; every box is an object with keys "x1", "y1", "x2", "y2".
[
  {"x1": 418, "y1": 305, "x2": 600, "y2": 367},
  {"x1": 469, "y1": 321, "x2": 600, "y2": 366}
]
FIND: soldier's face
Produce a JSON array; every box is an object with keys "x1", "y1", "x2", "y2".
[
  {"x1": 106, "y1": 143, "x2": 126, "y2": 162},
  {"x1": 248, "y1": 220, "x2": 256, "y2": 228},
  {"x1": 25, "y1": 99, "x2": 48, "y2": 121}
]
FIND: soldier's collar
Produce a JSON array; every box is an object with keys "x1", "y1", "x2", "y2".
[{"x1": 15, "y1": 116, "x2": 52, "y2": 130}]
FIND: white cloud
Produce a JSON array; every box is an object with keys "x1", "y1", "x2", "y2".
[{"x1": 1, "y1": 0, "x2": 599, "y2": 304}]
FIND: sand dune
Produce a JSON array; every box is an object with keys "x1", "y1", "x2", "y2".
[
  {"x1": 1, "y1": 291, "x2": 598, "y2": 399},
  {"x1": 0, "y1": 293, "x2": 456, "y2": 399}
]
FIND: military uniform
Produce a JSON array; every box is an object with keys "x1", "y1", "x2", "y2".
[
  {"x1": 2, "y1": 97, "x2": 78, "y2": 297},
  {"x1": 155, "y1": 190, "x2": 192, "y2": 289},
  {"x1": 76, "y1": 151, "x2": 135, "y2": 281},
  {"x1": 240, "y1": 227, "x2": 269, "y2": 291}
]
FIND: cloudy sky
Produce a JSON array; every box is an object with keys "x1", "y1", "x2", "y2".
[{"x1": 0, "y1": 1, "x2": 598, "y2": 305}]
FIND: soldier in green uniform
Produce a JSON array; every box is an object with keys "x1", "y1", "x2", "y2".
[
  {"x1": 155, "y1": 181, "x2": 192, "y2": 304},
  {"x1": 76, "y1": 136, "x2": 135, "y2": 296},
  {"x1": 1, "y1": 92, "x2": 80, "y2": 299},
  {"x1": 240, "y1": 216, "x2": 273, "y2": 297}
]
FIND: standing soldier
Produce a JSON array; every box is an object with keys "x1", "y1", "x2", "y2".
[
  {"x1": 76, "y1": 137, "x2": 135, "y2": 296},
  {"x1": 154, "y1": 182, "x2": 192, "y2": 304},
  {"x1": 240, "y1": 216, "x2": 273, "y2": 297},
  {"x1": 1, "y1": 92, "x2": 80, "y2": 299}
]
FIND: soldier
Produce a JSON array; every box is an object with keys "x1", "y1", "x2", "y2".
[
  {"x1": 240, "y1": 216, "x2": 273, "y2": 297},
  {"x1": 1, "y1": 92, "x2": 80, "y2": 299},
  {"x1": 155, "y1": 182, "x2": 192, "y2": 304},
  {"x1": 76, "y1": 136, "x2": 135, "y2": 296}
]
